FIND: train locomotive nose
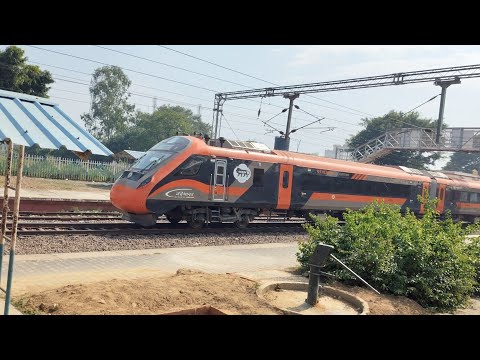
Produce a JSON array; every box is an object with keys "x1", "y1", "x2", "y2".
[{"x1": 110, "y1": 181, "x2": 149, "y2": 214}]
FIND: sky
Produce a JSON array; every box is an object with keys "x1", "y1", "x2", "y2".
[{"x1": 2, "y1": 45, "x2": 480, "y2": 169}]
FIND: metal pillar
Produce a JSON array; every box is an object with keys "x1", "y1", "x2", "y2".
[
  {"x1": 435, "y1": 77, "x2": 461, "y2": 144},
  {"x1": 0, "y1": 140, "x2": 13, "y2": 287},
  {"x1": 283, "y1": 93, "x2": 300, "y2": 150},
  {"x1": 213, "y1": 95, "x2": 225, "y2": 139},
  {"x1": 306, "y1": 265, "x2": 321, "y2": 305},
  {"x1": 4, "y1": 145, "x2": 24, "y2": 315},
  {"x1": 306, "y1": 243, "x2": 334, "y2": 306}
]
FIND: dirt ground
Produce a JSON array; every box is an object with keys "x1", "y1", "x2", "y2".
[
  {"x1": 14, "y1": 268, "x2": 436, "y2": 315},
  {"x1": 330, "y1": 281, "x2": 430, "y2": 315},
  {"x1": 0, "y1": 176, "x2": 110, "y2": 192},
  {"x1": 14, "y1": 269, "x2": 282, "y2": 315}
]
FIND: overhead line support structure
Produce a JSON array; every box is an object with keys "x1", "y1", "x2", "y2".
[{"x1": 213, "y1": 64, "x2": 480, "y2": 150}]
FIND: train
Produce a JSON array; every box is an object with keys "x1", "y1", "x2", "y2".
[{"x1": 110, "y1": 135, "x2": 480, "y2": 228}]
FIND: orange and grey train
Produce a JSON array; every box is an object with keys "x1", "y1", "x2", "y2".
[{"x1": 110, "y1": 135, "x2": 480, "y2": 228}]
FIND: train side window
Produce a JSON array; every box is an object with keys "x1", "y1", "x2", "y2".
[
  {"x1": 470, "y1": 192, "x2": 478, "y2": 203},
  {"x1": 460, "y1": 192, "x2": 468, "y2": 202},
  {"x1": 445, "y1": 190, "x2": 453, "y2": 201},
  {"x1": 253, "y1": 168, "x2": 264, "y2": 187},
  {"x1": 283, "y1": 171, "x2": 289, "y2": 188}
]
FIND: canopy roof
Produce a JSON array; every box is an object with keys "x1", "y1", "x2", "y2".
[{"x1": 0, "y1": 89, "x2": 112, "y2": 156}]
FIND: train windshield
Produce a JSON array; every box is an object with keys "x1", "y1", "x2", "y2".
[{"x1": 131, "y1": 137, "x2": 190, "y2": 172}]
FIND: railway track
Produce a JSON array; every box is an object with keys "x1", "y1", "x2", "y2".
[
  {"x1": 0, "y1": 211, "x2": 306, "y2": 235},
  {"x1": 6, "y1": 221, "x2": 304, "y2": 235}
]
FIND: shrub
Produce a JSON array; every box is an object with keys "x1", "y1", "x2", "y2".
[{"x1": 297, "y1": 199, "x2": 480, "y2": 312}]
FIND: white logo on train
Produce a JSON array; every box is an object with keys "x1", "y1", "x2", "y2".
[
  {"x1": 233, "y1": 164, "x2": 251, "y2": 184},
  {"x1": 165, "y1": 188, "x2": 195, "y2": 198}
]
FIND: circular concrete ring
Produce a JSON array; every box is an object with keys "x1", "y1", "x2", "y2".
[{"x1": 256, "y1": 281, "x2": 369, "y2": 315}]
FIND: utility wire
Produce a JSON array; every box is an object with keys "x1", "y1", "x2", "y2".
[
  {"x1": 91, "y1": 46, "x2": 370, "y2": 123},
  {"x1": 157, "y1": 45, "x2": 374, "y2": 117},
  {"x1": 94, "y1": 45, "x2": 252, "y2": 88},
  {"x1": 263, "y1": 109, "x2": 288, "y2": 124},
  {"x1": 25, "y1": 45, "x2": 217, "y2": 93},
  {"x1": 20, "y1": 58, "x2": 329, "y2": 125},
  {"x1": 221, "y1": 113, "x2": 240, "y2": 141}
]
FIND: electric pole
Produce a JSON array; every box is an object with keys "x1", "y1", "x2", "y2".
[
  {"x1": 435, "y1": 77, "x2": 460, "y2": 144},
  {"x1": 283, "y1": 93, "x2": 299, "y2": 150}
]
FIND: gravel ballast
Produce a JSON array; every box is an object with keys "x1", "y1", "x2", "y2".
[{"x1": 8, "y1": 231, "x2": 309, "y2": 255}]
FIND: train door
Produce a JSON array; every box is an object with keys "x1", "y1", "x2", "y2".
[
  {"x1": 277, "y1": 164, "x2": 293, "y2": 209},
  {"x1": 436, "y1": 184, "x2": 446, "y2": 213},
  {"x1": 213, "y1": 159, "x2": 227, "y2": 201},
  {"x1": 429, "y1": 180, "x2": 438, "y2": 201}
]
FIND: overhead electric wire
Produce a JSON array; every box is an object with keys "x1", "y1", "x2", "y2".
[
  {"x1": 1, "y1": 59, "x2": 360, "y2": 144},
  {"x1": 22, "y1": 57, "x2": 329, "y2": 124},
  {"x1": 89, "y1": 47, "x2": 366, "y2": 124},
  {"x1": 5, "y1": 51, "x2": 434, "y2": 144},
  {"x1": 93, "y1": 46, "x2": 251, "y2": 88},
  {"x1": 25, "y1": 45, "x2": 217, "y2": 93},
  {"x1": 220, "y1": 113, "x2": 240, "y2": 141},
  {"x1": 157, "y1": 45, "x2": 374, "y2": 117}
]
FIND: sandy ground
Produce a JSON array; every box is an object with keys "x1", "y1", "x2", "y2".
[
  {"x1": 331, "y1": 281, "x2": 429, "y2": 315},
  {"x1": 13, "y1": 270, "x2": 480, "y2": 315},
  {"x1": 14, "y1": 269, "x2": 282, "y2": 315},
  {"x1": 264, "y1": 289, "x2": 359, "y2": 315}
]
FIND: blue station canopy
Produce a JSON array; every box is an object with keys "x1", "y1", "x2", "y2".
[{"x1": 0, "y1": 89, "x2": 113, "y2": 156}]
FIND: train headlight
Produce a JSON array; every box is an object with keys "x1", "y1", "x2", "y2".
[{"x1": 138, "y1": 176, "x2": 153, "y2": 188}]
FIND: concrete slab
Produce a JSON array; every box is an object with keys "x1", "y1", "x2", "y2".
[
  {"x1": 1, "y1": 242, "x2": 300, "y2": 296},
  {"x1": 7, "y1": 188, "x2": 110, "y2": 201}
]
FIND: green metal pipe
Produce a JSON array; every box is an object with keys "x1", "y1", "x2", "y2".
[
  {"x1": 4, "y1": 250, "x2": 15, "y2": 315},
  {"x1": 0, "y1": 243, "x2": 3, "y2": 288}
]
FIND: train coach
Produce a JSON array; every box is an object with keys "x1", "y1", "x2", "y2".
[{"x1": 110, "y1": 135, "x2": 480, "y2": 228}]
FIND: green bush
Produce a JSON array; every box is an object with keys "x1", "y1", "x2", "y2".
[{"x1": 297, "y1": 199, "x2": 480, "y2": 312}]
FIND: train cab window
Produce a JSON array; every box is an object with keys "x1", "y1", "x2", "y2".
[
  {"x1": 283, "y1": 171, "x2": 290, "y2": 188},
  {"x1": 253, "y1": 169, "x2": 264, "y2": 187},
  {"x1": 178, "y1": 156, "x2": 206, "y2": 176}
]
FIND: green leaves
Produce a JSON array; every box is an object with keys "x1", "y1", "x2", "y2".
[
  {"x1": 443, "y1": 152, "x2": 480, "y2": 174},
  {"x1": 103, "y1": 105, "x2": 212, "y2": 153},
  {"x1": 81, "y1": 66, "x2": 135, "y2": 141},
  {"x1": 297, "y1": 200, "x2": 480, "y2": 312},
  {"x1": 0, "y1": 46, "x2": 53, "y2": 97}
]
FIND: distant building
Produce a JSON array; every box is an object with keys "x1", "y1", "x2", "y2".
[
  {"x1": 113, "y1": 150, "x2": 146, "y2": 162},
  {"x1": 324, "y1": 144, "x2": 350, "y2": 159}
]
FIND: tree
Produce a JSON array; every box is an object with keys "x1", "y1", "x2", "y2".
[
  {"x1": 0, "y1": 46, "x2": 53, "y2": 97},
  {"x1": 81, "y1": 66, "x2": 135, "y2": 141},
  {"x1": 348, "y1": 110, "x2": 443, "y2": 169},
  {"x1": 443, "y1": 152, "x2": 480, "y2": 174},
  {"x1": 104, "y1": 105, "x2": 212, "y2": 153}
]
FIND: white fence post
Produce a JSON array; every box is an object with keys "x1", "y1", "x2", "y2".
[{"x1": 0, "y1": 152, "x2": 130, "y2": 182}]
